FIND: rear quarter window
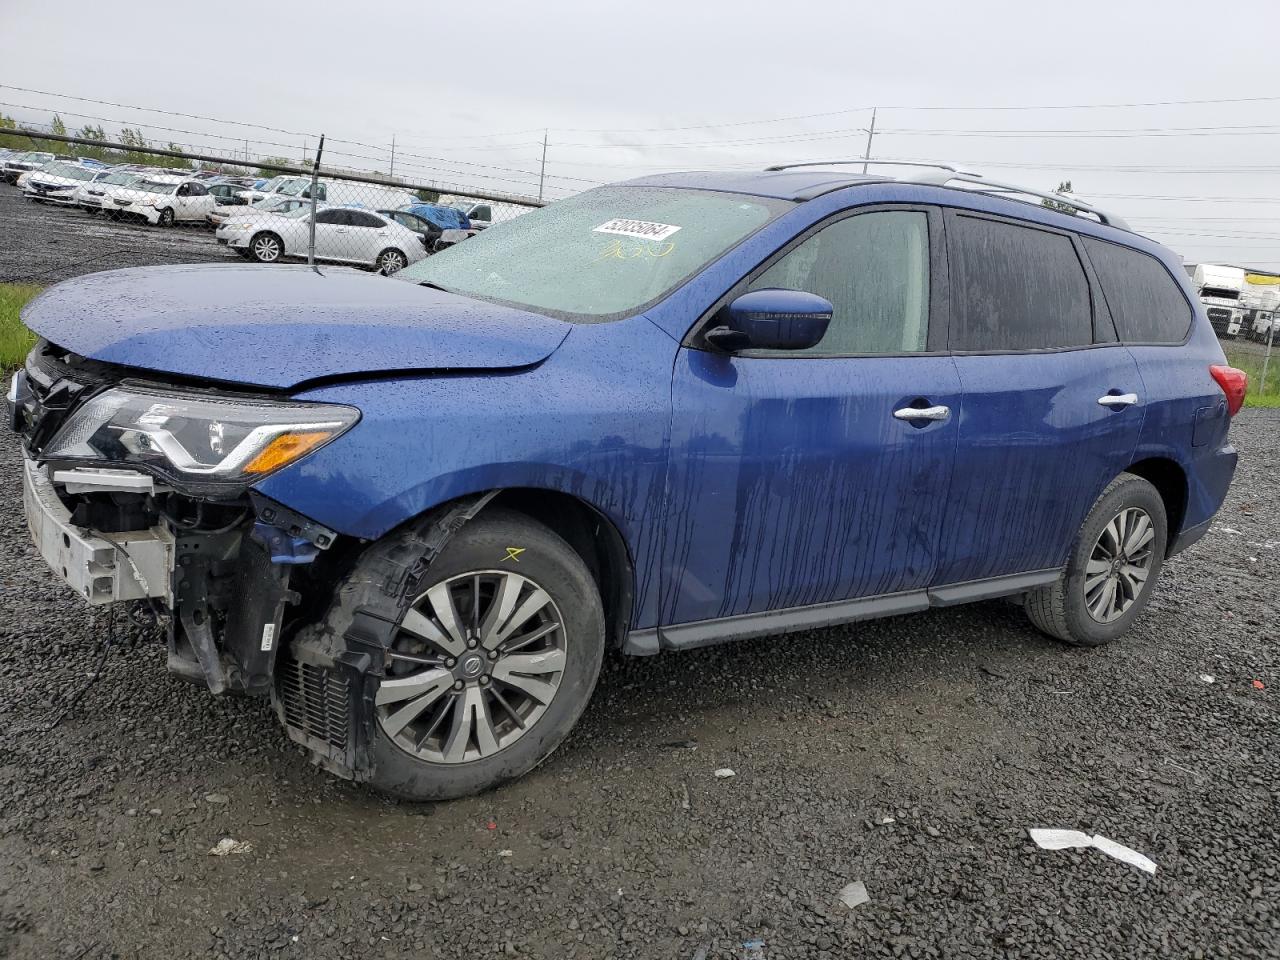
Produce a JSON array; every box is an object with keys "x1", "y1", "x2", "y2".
[
  {"x1": 950, "y1": 215, "x2": 1093, "y2": 351},
  {"x1": 1083, "y1": 237, "x2": 1193, "y2": 344}
]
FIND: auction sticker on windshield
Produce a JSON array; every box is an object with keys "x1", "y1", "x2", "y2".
[{"x1": 593, "y1": 219, "x2": 682, "y2": 242}]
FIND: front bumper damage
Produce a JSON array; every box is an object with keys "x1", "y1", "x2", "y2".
[
  {"x1": 21, "y1": 450, "x2": 333, "y2": 697},
  {"x1": 9, "y1": 340, "x2": 494, "y2": 783},
  {"x1": 10, "y1": 343, "x2": 338, "y2": 701}
]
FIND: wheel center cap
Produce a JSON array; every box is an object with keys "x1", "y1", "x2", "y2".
[{"x1": 459, "y1": 654, "x2": 485, "y2": 679}]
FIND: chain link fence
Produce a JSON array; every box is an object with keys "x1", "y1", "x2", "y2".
[{"x1": 0, "y1": 129, "x2": 543, "y2": 285}]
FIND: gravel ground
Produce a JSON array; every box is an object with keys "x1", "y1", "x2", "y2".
[
  {"x1": 0, "y1": 183, "x2": 238, "y2": 285},
  {"x1": 1, "y1": 412, "x2": 1277, "y2": 959}
]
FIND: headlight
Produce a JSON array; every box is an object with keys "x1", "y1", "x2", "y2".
[{"x1": 44, "y1": 387, "x2": 359, "y2": 489}]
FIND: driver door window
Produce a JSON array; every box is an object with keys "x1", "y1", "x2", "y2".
[{"x1": 748, "y1": 210, "x2": 931, "y2": 355}]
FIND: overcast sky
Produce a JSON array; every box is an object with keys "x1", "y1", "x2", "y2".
[{"x1": 4, "y1": 0, "x2": 1279, "y2": 268}]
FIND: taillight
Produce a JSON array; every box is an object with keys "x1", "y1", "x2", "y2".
[{"x1": 1209, "y1": 364, "x2": 1248, "y2": 417}]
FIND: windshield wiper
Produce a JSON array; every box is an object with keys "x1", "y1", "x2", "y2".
[{"x1": 418, "y1": 281, "x2": 452, "y2": 293}]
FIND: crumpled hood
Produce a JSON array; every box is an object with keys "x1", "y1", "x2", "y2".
[{"x1": 22, "y1": 263, "x2": 572, "y2": 389}]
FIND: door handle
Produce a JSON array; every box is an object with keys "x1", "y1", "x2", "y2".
[
  {"x1": 893, "y1": 404, "x2": 950, "y2": 422},
  {"x1": 1097, "y1": 393, "x2": 1139, "y2": 407}
]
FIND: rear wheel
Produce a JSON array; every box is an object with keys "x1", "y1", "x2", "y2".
[
  {"x1": 1025, "y1": 473, "x2": 1167, "y2": 646},
  {"x1": 293, "y1": 509, "x2": 605, "y2": 800},
  {"x1": 249, "y1": 231, "x2": 283, "y2": 263},
  {"x1": 377, "y1": 248, "x2": 407, "y2": 275}
]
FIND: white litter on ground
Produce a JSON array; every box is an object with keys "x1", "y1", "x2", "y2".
[
  {"x1": 1028, "y1": 828, "x2": 1156, "y2": 874},
  {"x1": 838, "y1": 880, "x2": 870, "y2": 909},
  {"x1": 1199, "y1": 674, "x2": 1216, "y2": 684},
  {"x1": 208, "y1": 838, "x2": 254, "y2": 857},
  {"x1": 714, "y1": 768, "x2": 736, "y2": 779}
]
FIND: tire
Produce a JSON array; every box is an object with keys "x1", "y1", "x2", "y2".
[
  {"x1": 1025, "y1": 473, "x2": 1167, "y2": 647},
  {"x1": 248, "y1": 231, "x2": 283, "y2": 263},
  {"x1": 377, "y1": 248, "x2": 407, "y2": 275},
  {"x1": 157, "y1": 207, "x2": 175, "y2": 227},
  {"x1": 294, "y1": 508, "x2": 605, "y2": 801}
]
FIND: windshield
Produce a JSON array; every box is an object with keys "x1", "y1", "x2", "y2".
[
  {"x1": 256, "y1": 196, "x2": 303, "y2": 212},
  {"x1": 43, "y1": 163, "x2": 95, "y2": 181},
  {"x1": 276, "y1": 178, "x2": 312, "y2": 197},
  {"x1": 133, "y1": 180, "x2": 178, "y2": 195},
  {"x1": 258, "y1": 175, "x2": 287, "y2": 193},
  {"x1": 400, "y1": 186, "x2": 788, "y2": 320},
  {"x1": 98, "y1": 172, "x2": 138, "y2": 186}
]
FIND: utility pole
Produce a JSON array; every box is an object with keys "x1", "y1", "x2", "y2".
[
  {"x1": 862, "y1": 107, "x2": 877, "y2": 174},
  {"x1": 390, "y1": 134, "x2": 396, "y2": 178},
  {"x1": 538, "y1": 130, "x2": 548, "y2": 202}
]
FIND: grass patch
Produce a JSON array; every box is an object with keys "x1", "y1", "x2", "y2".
[
  {"x1": 1222, "y1": 342, "x2": 1280, "y2": 409},
  {"x1": 0, "y1": 283, "x2": 41, "y2": 370}
]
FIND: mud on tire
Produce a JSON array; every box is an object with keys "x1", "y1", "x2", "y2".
[{"x1": 287, "y1": 507, "x2": 605, "y2": 801}]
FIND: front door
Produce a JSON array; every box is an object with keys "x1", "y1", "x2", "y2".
[
  {"x1": 931, "y1": 210, "x2": 1144, "y2": 585},
  {"x1": 662, "y1": 207, "x2": 960, "y2": 626}
]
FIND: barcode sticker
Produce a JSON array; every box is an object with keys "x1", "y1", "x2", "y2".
[
  {"x1": 260, "y1": 623, "x2": 276, "y2": 652},
  {"x1": 593, "y1": 219, "x2": 681, "y2": 242}
]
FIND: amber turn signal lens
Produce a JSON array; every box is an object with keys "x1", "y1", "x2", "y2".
[{"x1": 243, "y1": 431, "x2": 333, "y2": 474}]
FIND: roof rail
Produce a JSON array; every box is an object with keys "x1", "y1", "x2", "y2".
[{"x1": 762, "y1": 158, "x2": 1130, "y2": 231}]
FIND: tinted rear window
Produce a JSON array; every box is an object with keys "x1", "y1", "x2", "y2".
[
  {"x1": 1083, "y1": 238, "x2": 1192, "y2": 344},
  {"x1": 951, "y1": 216, "x2": 1093, "y2": 351}
]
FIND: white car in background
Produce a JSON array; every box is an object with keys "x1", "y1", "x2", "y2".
[
  {"x1": 72, "y1": 170, "x2": 142, "y2": 212},
  {"x1": 22, "y1": 161, "x2": 101, "y2": 205},
  {"x1": 215, "y1": 204, "x2": 427, "y2": 274},
  {"x1": 206, "y1": 194, "x2": 309, "y2": 228},
  {"x1": 102, "y1": 175, "x2": 217, "y2": 226}
]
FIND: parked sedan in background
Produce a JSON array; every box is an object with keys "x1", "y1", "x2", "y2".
[
  {"x1": 206, "y1": 195, "x2": 308, "y2": 228},
  {"x1": 21, "y1": 161, "x2": 99, "y2": 205},
  {"x1": 3, "y1": 151, "x2": 55, "y2": 184},
  {"x1": 102, "y1": 176, "x2": 217, "y2": 226},
  {"x1": 72, "y1": 170, "x2": 142, "y2": 212},
  {"x1": 215, "y1": 204, "x2": 426, "y2": 273}
]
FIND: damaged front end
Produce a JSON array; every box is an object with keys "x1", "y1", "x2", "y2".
[{"x1": 10, "y1": 340, "x2": 356, "y2": 698}]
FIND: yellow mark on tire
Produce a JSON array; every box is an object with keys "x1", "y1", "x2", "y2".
[{"x1": 502, "y1": 547, "x2": 526, "y2": 563}]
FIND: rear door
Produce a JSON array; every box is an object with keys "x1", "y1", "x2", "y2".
[
  {"x1": 345, "y1": 209, "x2": 392, "y2": 265},
  {"x1": 663, "y1": 206, "x2": 961, "y2": 625},
  {"x1": 312, "y1": 208, "x2": 351, "y2": 260},
  {"x1": 932, "y1": 210, "x2": 1143, "y2": 585}
]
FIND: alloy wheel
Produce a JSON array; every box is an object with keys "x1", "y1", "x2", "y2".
[
  {"x1": 379, "y1": 250, "x2": 406, "y2": 275},
  {"x1": 252, "y1": 235, "x2": 281, "y2": 262},
  {"x1": 1083, "y1": 506, "x2": 1155, "y2": 623},
  {"x1": 376, "y1": 570, "x2": 567, "y2": 764}
]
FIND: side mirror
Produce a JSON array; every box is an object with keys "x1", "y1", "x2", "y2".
[{"x1": 704, "y1": 288, "x2": 833, "y2": 352}]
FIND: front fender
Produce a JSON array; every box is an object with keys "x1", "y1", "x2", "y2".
[{"x1": 252, "y1": 313, "x2": 676, "y2": 626}]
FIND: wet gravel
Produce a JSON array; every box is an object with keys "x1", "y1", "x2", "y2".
[
  {"x1": 0, "y1": 183, "x2": 238, "y2": 285},
  {"x1": 1, "y1": 409, "x2": 1278, "y2": 959}
]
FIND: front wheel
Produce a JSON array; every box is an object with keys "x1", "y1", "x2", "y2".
[
  {"x1": 293, "y1": 508, "x2": 605, "y2": 801},
  {"x1": 1025, "y1": 473, "x2": 1167, "y2": 646},
  {"x1": 248, "y1": 232, "x2": 283, "y2": 263},
  {"x1": 157, "y1": 207, "x2": 175, "y2": 227}
]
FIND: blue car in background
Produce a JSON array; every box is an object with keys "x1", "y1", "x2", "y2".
[
  {"x1": 10, "y1": 162, "x2": 1244, "y2": 801},
  {"x1": 402, "y1": 201, "x2": 472, "y2": 231}
]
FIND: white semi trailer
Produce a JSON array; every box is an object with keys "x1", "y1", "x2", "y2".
[{"x1": 1192, "y1": 264, "x2": 1244, "y2": 339}]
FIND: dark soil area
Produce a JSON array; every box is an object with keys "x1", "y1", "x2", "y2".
[{"x1": 1, "y1": 413, "x2": 1277, "y2": 958}]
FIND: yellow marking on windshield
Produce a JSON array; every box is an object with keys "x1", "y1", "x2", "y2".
[{"x1": 592, "y1": 239, "x2": 676, "y2": 262}]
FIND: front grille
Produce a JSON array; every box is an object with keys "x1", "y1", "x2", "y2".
[
  {"x1": 276, "y1": 649, "x2": 349, "y2": 752},
  {"x1": 1207, "y1": 308, "x2": 1233, "y2": 334}
]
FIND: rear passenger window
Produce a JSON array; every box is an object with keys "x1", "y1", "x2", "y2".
[
  {"x1": 950, "y1": 216, "x2": 1093, "y2": 351},
  {"x1": 1083, "y1": 238, "x2": 1192, "y2": 343}
]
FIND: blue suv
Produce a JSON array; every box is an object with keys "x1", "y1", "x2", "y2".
[{"x1": 10, "y1": 162, "x2": 1244, "y2": 800}]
